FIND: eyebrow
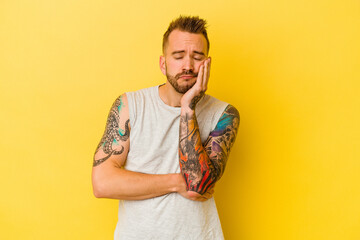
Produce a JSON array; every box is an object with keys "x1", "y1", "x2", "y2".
[{"x1": 171, "y1": 50, "x2": 205, "y2": 56}]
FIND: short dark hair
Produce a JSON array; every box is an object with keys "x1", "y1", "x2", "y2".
[{"x1": 162, "y1": 15, "x2": 210, "y2": 54}]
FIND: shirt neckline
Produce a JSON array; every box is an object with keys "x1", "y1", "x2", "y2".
[
  {"x1": 155, "y1": 85, "x2": 181, "y2": 113},
  {"x1": 154, "y1": 84, "x2": 207, "y2": 113}
]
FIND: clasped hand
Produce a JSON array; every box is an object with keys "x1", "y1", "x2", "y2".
[{"x1": 177, "y1": 173, "x2": 215, "y2": 202}]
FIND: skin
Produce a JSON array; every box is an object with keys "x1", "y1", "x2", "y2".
[
  {"x1": 92, "y1": 93, "x2": 212, "y2": 201},
  {"x1": 160, "y1": 30, "x2": 240, "y2": 194},
  {"x1": 159, "y1": 30, "x2": 208, "y2": 107},
  {"x1": 92, "y1": 29, "x2": 238, "y2": 202},
  {"x1": 179, "y1": 104, "x2": 239, "y2": 194}
]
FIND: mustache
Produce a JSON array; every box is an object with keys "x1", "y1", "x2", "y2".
[{"x1": 175, "y1": 70, "x2": 198, "y2": 80}]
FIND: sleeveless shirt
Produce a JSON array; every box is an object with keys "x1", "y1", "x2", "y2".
[{"x1": 114, "y1": 85, "x2": 229, "y2": 240}]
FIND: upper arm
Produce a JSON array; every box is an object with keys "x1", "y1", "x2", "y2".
[
  {"x1": 204, "y1": 104, "x2": 240, "y2": 180},
  {"x1": 93, "y1": 93, "x2": 131, "y2": 168}
]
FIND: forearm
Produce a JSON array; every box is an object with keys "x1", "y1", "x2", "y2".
[
  {"x1": 179, "y1": 109, "x2": 215, "y2": 194},
  {"x1": 92, "y1": 163, "x2": 183, "y2": 200}
]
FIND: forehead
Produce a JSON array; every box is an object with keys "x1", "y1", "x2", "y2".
[{"x1": 166, "y1": 29, "x2": 207, "y2": 54}]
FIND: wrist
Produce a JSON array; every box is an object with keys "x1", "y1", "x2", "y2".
[
  {"x1": 172, "y1": 173, "x2": 186, "y2": 193},
  {"x1": 180, "y1": 107, "x2": 195, "y2": 116}
]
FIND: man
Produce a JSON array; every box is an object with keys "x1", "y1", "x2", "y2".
[{"x1": 92, "y1": 16, "x2": 240, "y2": 239}]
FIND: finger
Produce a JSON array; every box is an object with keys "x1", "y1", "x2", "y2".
[
  {"x1": 193, "y1": 195, "x2": 206, "y2": 202},
  {"x1": 203, "y1": 190, "x2": 213, "y2": 199},
  {"x1": 206, "y1": 185, "x2": 215, "y2": 194},
  {"x1": 202, "y1": 59, "x2": 209, "y2": 90},
  {"x1": 202, "y1": 193, "x2": 211, "y2": 200},
  {"x1": 207, "y1": 57, "x2": 211, "y2": 82},
  {"x1": 196, "y1": 65, "x2": 204, "y2": 88},
  {"x1": 203, "y1": 58, "x2": 211, "y2": 89},
  {"x1": 199, "y1": 196, "x2": 208, "y2": 201}
]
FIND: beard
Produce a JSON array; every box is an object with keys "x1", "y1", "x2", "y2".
[{"x1": 166, "y1": 69, "x2": 198, "y2": 94}]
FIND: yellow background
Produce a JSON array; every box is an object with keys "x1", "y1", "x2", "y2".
[{"x1": 1, "y1": 0, "x2": 359, "y2": 239}]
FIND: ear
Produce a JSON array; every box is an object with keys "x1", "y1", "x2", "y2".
[{"x1": 159, "y1": 55, "x2": 166, "y2": 76}]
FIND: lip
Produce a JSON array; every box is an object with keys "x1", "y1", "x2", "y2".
[{"x1": 179, "y1": 75, "x2": 195, "y2": 79}]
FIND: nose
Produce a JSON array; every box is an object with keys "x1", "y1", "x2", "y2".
[{"x1": 182, "y1": 56, "x2": 194, "y2": 72}]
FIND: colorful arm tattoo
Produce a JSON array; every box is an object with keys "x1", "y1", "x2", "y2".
[
  {"x1": 93, "y1": 95, "x2": 130, "y2": 167},
  {"x1": 179, "y1": 105, "x2": 240, "y2": 194}
]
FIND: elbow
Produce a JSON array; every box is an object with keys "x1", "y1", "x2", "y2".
[
  {"x1": 93, "y1": 185, "x2": 104, "y2": 198},
  {"x1": 92, "y1": 181, "x2": 107, "y2": 198},
  {"x1": 92, "y1": 165, "x2": 116, "y2": 198},
  {"x1": 92, "y1": 172, "x2": 110, "y2": 198},
  {"x1": 93, "y1": 190, "x2": 102, "y2": 198},
  {"x1": 92, "y1": 166, "x2": 126, "y2": 199}
]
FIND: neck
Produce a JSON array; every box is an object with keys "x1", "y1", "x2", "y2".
[{"x1": 158, "y1": 82, "x2": 183, "y2": 107}]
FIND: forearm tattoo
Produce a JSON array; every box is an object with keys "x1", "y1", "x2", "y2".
[
  {"x1": 204, "y1": 105, "x2": 240, "y2": 179},
  {"x1": 179, "y1": 105, "x2": 239, "y2": 194},
  {"x1": 179, "y1": 113, "x2": 210, "y2": 194},
  {"x1": 93, "y1": 95, "x2": 130, "y2": 167},
  {"x1": 189, "y1": 91, "x2": 204, "y2": 110}
]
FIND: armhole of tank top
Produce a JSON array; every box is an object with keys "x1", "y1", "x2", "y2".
[
  {"x1": 211, "y1": 102, "x2": 230, "y2": 131},
  {"x1": 125, "y1": 92, "x2": 135, "y2": 129}
]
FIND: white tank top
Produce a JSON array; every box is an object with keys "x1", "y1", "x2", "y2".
[{"x1": 114, "y1": 85, "x2": 228, "y2": 240}]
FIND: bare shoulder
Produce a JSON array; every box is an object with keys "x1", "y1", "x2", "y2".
[
  {"x1": 213, "y1": 104, "x2": 240, "y2": 136},
  {"x1": 93, "y1": 93, "x2": 131, "y2": 167},
  {"x1": 223, "y1": 104, "x2": 240, "y2": 122}
]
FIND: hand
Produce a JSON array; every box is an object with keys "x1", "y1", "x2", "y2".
[
  {"x1": 180, "y1": 57, "x2": 211, "y2": 111},
  {"x1": 176, "y1": 173, "x2": 215, "y2": 202},
  {"x1": 183, "y1": 188, "x2": 215, "y2": 202}
]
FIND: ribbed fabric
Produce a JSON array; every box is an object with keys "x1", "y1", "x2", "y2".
[{"x1": 114, "y1": 85, "x2": 228, "y2": 240}]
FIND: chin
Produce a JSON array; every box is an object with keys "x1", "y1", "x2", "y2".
[
  {"x1": 166, "y1": 74, "x2": 196, "y2": 94},
  {"x1": 178, "y1": 83, "x2": 195, "y2": 94}
]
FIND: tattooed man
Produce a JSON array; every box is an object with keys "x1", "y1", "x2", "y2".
[{"x1": 92, "y1": 16, "x2": 240, "y2": 240}]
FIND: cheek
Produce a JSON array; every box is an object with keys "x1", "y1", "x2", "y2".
[
  {"x1": 166, "y1": 60, "x2": 181, "y2": 72},
  {"x1": 195, "y1": 62, "x2": 204, "y2": 73}
]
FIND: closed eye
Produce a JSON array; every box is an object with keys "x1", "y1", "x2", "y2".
[{"x1": 193, "y1": 55, "x2": 205, "y2": 61}]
